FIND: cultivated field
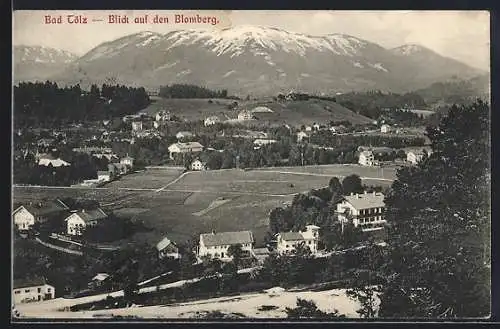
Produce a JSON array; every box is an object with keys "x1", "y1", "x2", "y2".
[{"x1": 13, "y1": 165, "x2": 397, "y2": 247}]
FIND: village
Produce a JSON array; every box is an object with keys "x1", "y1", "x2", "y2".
[{"x1": 11, "y1": 85, "x2": 439, "y2": 319}]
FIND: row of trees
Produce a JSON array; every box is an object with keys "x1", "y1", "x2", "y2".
[
  {"x1": 159, "y1": 84, "x2": 230, "y2": 99},
  {"x1": 336, "y1": 90, "x2": 427, "y2": 119},
  {"x1": 309, "y1": 131, "x2": 427, "y2": 149},
  {"x1": 14, "y1": 82, "x2": 151, "y2": 128}
]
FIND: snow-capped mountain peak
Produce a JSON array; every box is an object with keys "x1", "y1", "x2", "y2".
[
  {"x1": 14, "y1": 45, "x2": 78, "y2": 64},
  {"x1": 391, "y1": 44, "x2": 430, "y2": 56},
  {"x1": 162, "y1": 25, "x2": 370, "y2": 57}
]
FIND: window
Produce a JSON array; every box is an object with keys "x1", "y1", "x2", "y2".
[
  {"x1": 308, "y1": 241, "x2": 311, "y2": 245},
  {"x1": 25, "y1": 289, "x2": 30, "y2": 293},
  {"x1": 14, "y1": 290, "x2": 20, "y2": 294},
  {"x1": 221, "y1": 252, "x2": 225, "y2": 258},
  {"x1": 286, "y1": 245, "x2": 289, "y2": 248},
  {"x1": 38, "y1": 288, "x2": 41, "y2": 293}
]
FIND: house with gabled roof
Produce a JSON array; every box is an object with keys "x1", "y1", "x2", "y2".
[
  {"x1": 156, "y1": 237, "x2": 181, "y2": 259},
  {"x1": 275, "y1": 225, "x2": 320, "y2": 255},
  {"x1": 12, "y1": 277, "x2": 55, "y2": 304},
  {"x1": 12, "y1": 199, "x2": 70, "y2": 231},
  {"x1": 64, "y1": 208, "x2": 108, "y2": 236},
  {"x1": 198, "y1": 230, "x2": 254, "y2": 261},
  {"x1": 168, "y1": 142, "x2": 204, "y2": 159},
  {"x1": 336, "y1": 191, "x2": 386, "y2": 230}
]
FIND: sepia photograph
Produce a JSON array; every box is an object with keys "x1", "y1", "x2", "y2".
[{"x1": 11, "y1": 10, "x2": 491, "y2": 321}]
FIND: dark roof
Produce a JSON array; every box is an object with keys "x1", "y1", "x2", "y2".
[
  {"x1": 201, "y1": 231, "x2": 254, "y2": 247},
  {"x1": 279, "y1": 232, "x2": 304, "y2": 241},
  {"x1": 15, "y1": 199, "x2": 69, "y2": 217},
  {"x1": 66, "y1": 208, "x2": 108, "y2": 223},
  {"x1": 13, "y1": 277, "x2": 50, "y2": 289},
  {"x1": 97, "y1": 171, "x2": 109, "y2": 175}
]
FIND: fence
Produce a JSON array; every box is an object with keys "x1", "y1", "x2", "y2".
[{"x1": 35, "y1": 237, "x2": 83, "y2": 256}]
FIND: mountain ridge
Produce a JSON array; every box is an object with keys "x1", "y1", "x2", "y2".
[{"x1": 14, "y1": 26, "x2": 486, "y2": 95}]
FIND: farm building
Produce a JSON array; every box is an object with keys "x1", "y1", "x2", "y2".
[
  {"x1": 156, "y1": 237, "x2": 181, "y2": 259},
  {"x1": 38, "y1": 156, "x2": 71, "y2": 167},
  {"x1": 275, "y1": 225, "x2": 320, "y2": 255},
  {"x1": 204, "y1": 116, "x2": 221, "y2": 126},
  {"x1": 381, "y1": 124, "x2": 392, "y2": 133},
  {"x1": 198, "y1": 230, "x2": 254, "y2": 261},
  {"x1": 168, "y1": 142, "x2": 204, "y2": 160},
  {"x1": 237, "y1": 110, "x2": 254, "y2": 121},
  {"x1": 336, "y1": 192, "x2": 386, "y2": 230},
  {"x1": 64, "y1": 208, "x2": 108, "y2": 236},
  {"x1": 12, "y1": 199, "x2": 70, "y2": 231},
  {"x1": 253, "y1": 139, "x2": 277, "y2": 149},
  {"x1": 12, "y1": 278, "x2": 55, "y2": 304}
]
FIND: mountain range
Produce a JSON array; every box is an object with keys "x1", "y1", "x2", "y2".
[{"x1": 14, "y1": 25, "x2": 487, "y2": 96}]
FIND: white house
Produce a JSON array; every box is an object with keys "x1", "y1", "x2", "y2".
[
  {"x1": 176, "y1": 131, "x2": 194, "y2": 140},
  {"x1": 13, "y1": 278, "x2": 55, "y2": 304},
  {"x1": 406, "y1": 148, "x2": 432, "y2": 164},
  {"x1": 131, "y1": 121, "x2": 143, "y2": 132},
  {"x1": 191, "y1": 159, "x2": 207, "y2": 171},
  {"x1": 305, "y1": 126, "x2": 313, "y2": 132},
  {"x1": 337, "y1": 192, "x2": 386, "y2": 230},
  {"x1": 313, "y1": 123, "x2": 320, "y2": 131},
  {"x1": 38, "y1": 157, "x2": 71, "y2": 167},
  {"x1": 64, "y1": 208, "x2": 108, "y2": 236},
  {"x1": 237, "y1": 110, "x2": 254, "y2": 121},
  {"x1": 253, "y1": 139, "x2": 277, "y2": 148},
  {"x1": 155, "y1": 111, "x2": 171, "y2": 122},
  {"x1": 296, "y1": 131, "x2": 309, "y2": 142},
  {"x1": 168, "y1": 142, "x2": 204, "y2": 159},
  {"x1": 156, "y1": 237, "x2": 181, "y2": 259},
  {"x1": 198, "y1": 230, "x2": 254, "y2": 261},
  {"x1": 120, "y1": 155, "x2": 134, "y2": 168},
  {"x1": 12, "y1": 200, "x2": 69, "y2": 231},
  {"x1": 275, "y1": 225, "x2": 320, "y2": 255},
  {"x1": 97, "y1": 171, "x2": 111, "y2": 182},
  {"x1": 381, "y1": 124, "x2": 392, "y2": 133},
  {"x1": 204, "y1": 116, "x2": 221, "y2": 126},
  {"x1": 358, "y1": 150, "x2": 375, "y2": 166}
]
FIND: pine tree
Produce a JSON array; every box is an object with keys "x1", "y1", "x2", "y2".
[{"x1": 378, "y1": 100, "x2": 490, "y2": 318}]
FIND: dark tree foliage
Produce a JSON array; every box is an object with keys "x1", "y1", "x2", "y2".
[
  {"x1": 342, "y1": 174, "x2": 364, "y2": 195},
  {"x1": 14, "y1": 82, "x2": 150, "y2": 128},
  {"x1": 379, "y1": 100, "x2": 490, "y2": 318},
  {"x1": 159, "y1": 84, "x2": 228, "y2": 99},
  {"x1": 336, "y1": 90, "x2": 427, "y2": 119},
  {"x1": 310, "y1": 131, "x2": 426, "y2": 149},
  {"x1": 285, "y1": 298, "x2": 345, "y2": 319}
]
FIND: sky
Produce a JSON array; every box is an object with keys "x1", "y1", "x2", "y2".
[{"x1": 13, "y1": 10, "x2": 490, "y2": 71}]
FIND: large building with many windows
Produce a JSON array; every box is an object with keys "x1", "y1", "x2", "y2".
[
  {"x1": 12, "y1": 278, "x2": 55, "y2": 304},
  {"x1": 337, "y1": 192, "x2": 386, "y2": 230}
]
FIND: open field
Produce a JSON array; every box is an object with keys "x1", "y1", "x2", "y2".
[
  {"x1": 105, "y1": 168, "x2": 185, "y2": 190},
  {"x1": 139, "y1": 98, "x2": 371, "y2": 126},
  {"x1": 13, "y1": 165, "x2": 397, "y2": 247},
  {"x1": 15, "y1": 287, "x2": 367, "y2": 319}
]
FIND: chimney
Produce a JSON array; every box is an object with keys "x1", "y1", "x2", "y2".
[
  {"x1": 350, "y1": 192, "x2": 354, "y2": 196},
  {"x1": 211, "y1": 230, "x2": 216, "y2": 235},
  {"x1": 82, "y1": 209, "x2": 85, "y2": 213},
  {"x1": 364, "y1": 191, "x2": 367, "y2": 194},
  {"x1": 373, "y1": 191, "x2": 376, "y2": 196}
]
